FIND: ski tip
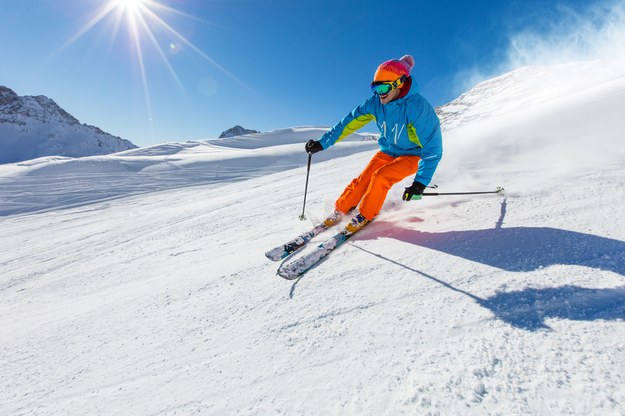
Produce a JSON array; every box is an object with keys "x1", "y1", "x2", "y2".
[
  {"x1": 265, "y1": 252, "x2": 279, "y2": 261},
  {"x1": 277, "y1": 270, "x2": 301, "y2": 280},
  {"x1": 265, "y1": 246, "x2": 293, "y2": 261},
  {"x1": 265, "y1": 252, "x2": 284, "y2": 262}
]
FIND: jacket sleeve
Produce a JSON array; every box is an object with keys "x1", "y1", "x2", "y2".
[
  {"x1": 318, "y1": 97, "x2": 377, "y2": 149},
  {"x1": 411, "y1": 99, "x2": 443, "y2": 186}
]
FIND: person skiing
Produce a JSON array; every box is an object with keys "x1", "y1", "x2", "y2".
[{"x1": 305, "y1": 54, "x2": 443, "y2": 233}]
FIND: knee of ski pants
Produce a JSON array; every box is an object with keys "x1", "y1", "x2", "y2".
[{"x1": 356, "y1": 156, "x2": 420, "y2": 220}]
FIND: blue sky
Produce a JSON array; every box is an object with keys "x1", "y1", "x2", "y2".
[{"x1": 1, "y1": 0, "x2": 622, "y2": 147}]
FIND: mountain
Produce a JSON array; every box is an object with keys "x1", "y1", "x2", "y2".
[
  {"x1": 1, "y1": 61, "x2": 625, "y2": 415},
  {"x1": 218, "y1": 125, "x2": 260, "y2": 138},
  {"x1": 0, "y1": 86, "x2": 137, "y2": 164}
]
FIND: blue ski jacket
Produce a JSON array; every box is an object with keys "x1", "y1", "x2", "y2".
[{"x1": 318, "y1": 78, "x2": 443, "y2": 186}]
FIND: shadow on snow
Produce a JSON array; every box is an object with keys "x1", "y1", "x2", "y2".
[{"x1": 355, "y1": 201, "x2": 625, "y2": 330}]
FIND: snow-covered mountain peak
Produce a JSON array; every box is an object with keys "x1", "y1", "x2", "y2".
[
  {"x1": 218, "y1": 125, "x2": 260, "y2": 138},
  {"x1": 0, "y1": 85, "x2": 17, "y2": 104},
  {"x1": 0, "y1": 86, "x2": 79, "y2": 126},
  {"x1": 0, "y1": 86, "x2": 137, "y2": 164}
]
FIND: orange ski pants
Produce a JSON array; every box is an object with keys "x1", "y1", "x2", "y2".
[{"x1": 335, "y1": 151, "x2": 421, "y2": 220}]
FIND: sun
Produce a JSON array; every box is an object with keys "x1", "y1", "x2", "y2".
[
  {"x1": 112, "y1": 0, "x2": 151, "y2": 18},
  {"x1": 116, "y1": 0, "x2": 147, "y2": 9}
]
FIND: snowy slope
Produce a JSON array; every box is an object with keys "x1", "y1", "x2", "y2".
[
  {"x1": 0, "y1": 127, "x2": 377, "y2": 216},
  {"x1": 1, "y1": 61, "x2": 625, "y2": 415},
  {"x1": 0, "y1": 86, "x2": 136, "y2": 164},
  {"x1": 437, "y1": 60, "x2": 625, "y2": 130}
]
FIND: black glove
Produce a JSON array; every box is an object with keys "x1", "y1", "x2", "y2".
[
  {"x1": 402, "y1": 181, "x2": 426, "y2": 201},
  {"x1": 305, "y1": 140, "x2": 324, "y2": 155}
]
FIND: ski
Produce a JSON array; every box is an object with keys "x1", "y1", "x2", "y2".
[
  {"x1": 265, "y1": 223, "x2": 332, "y2": 261},
  {"x1": 277, "y1": 227, "x2": 359, "y2": 280}
]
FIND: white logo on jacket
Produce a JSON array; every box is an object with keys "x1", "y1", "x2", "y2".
[{"x1": 378, "y1": 121, "x2": 405, "y2": 145}]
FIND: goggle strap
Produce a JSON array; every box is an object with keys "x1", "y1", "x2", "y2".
[{"x1": 391, "y1": 75, "x2": 407, "y2": 89}]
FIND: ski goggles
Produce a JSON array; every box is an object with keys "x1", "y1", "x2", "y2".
[{"x1": 371, "y1": 75, "x2": 406, "y2": 95}]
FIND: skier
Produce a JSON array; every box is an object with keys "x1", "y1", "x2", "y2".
[{"x1": 305, "y1": 54, "x2": 443, "y2": 233}]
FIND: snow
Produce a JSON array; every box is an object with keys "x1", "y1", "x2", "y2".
[{"x1": 1, "y1": 61, "x2": 625, "y2": 415}]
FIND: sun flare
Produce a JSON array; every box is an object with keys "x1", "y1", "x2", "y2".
[{"x1": 61, "y1": 0, "x2": 245, "y2": 125}]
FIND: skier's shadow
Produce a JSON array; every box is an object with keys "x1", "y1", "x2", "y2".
[
  {"x1": 353, "y1": 201, "x2": 625, "y2": 330},
  {"x1": 477, "y1": 284, "x2": 625, "y2": 330},
  {"x1": 373, "y1": 223, "x2": 625, "y2": 276}
]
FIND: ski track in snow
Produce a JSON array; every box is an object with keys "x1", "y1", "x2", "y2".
[{"x1": 2, "y1": 64, "x2": 625, "y2": 415}]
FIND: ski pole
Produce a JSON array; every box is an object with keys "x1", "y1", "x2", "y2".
[
  {"x1": 422, "y1": 186, "x2": 505, "y2": 196},
  {"x1": 299, "y1": 153, "x2": 313, "y2": 221}
]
